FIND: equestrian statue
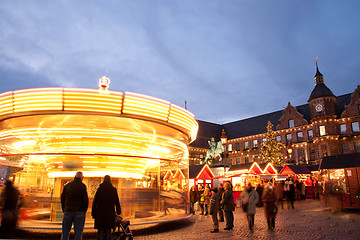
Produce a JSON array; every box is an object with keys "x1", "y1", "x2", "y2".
[{"x1": 204, "y1": 137, "x2": 223, "y2": 164}]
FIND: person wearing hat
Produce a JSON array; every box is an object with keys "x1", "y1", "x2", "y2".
[
  {"x1": 61, "y1": 171, "x2": 89, "y2": 240},
  {"x1": 92, "y1": 175, "x2": 121, "y2": 240},
  {"x1": 209, "y1": 187, "x2": 220, "y2": 233}
]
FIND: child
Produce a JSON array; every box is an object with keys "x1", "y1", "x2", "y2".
[{"x1": 209, "y1": 187, "x2": 220, "y2": 233}]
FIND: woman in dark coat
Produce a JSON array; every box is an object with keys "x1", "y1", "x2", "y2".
[
  {"x1": 262, "y1": 185, "x2": 277, "y2": 231},
  {"x1": 0, "y1": 180, "x2": 20, "y2": 238},
  {"x1": 92, "y1": 175, "x2": 121, "y2": 240}
]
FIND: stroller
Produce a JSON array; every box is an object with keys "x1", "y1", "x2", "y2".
[{"x1": 112, "y1": 215, "x2": 133, "y2": 240}]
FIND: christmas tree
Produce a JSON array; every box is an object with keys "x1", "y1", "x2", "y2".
[{"x1": 260, "y1": 121, "x2": 285, "y2": 166}]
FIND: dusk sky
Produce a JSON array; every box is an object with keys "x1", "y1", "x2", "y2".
[{"x1": 1, "y1": 1, "x2": 359, "y2": 124}]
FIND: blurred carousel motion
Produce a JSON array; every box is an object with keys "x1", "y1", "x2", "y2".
[{"x1": 0, "y1": 77, "x2": 198, "y2": 224}]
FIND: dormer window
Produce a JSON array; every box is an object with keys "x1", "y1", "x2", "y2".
[{"x1": 289, "y1": 119, "x2": 294, "y2": 128}]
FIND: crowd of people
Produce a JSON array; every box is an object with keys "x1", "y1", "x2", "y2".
[
  {"x1": 0, "y1": 173, "x2": 322, "y2": 238},
  {"x1": 189, "y1": 177, "x2": 320, "y2": 233},
  {"x1": 0, "y1": 172, "x2": 121, "y2": 240}
]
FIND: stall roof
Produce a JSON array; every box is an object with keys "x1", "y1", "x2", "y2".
[
  {"x1": 279, "y1": 165, "x2": 311, "y2": 175},
  {"x1": 189, "y1": 164, "x2": 214, "y2": 179},
  {"x1": 319, "y1": 153, "x2": 360, "y2": 170},
  {"x1": 306, "y1": 165, "x2": 320, "y2": 172},
  {"x1": 228, "y1": 163, "x2": 254, "y2": 172}
]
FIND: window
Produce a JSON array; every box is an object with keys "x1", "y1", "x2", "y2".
[
  {"x1": 310, "y1": 147, "x2": 315, "y2": 161},
  {"x1": 253, "y1": 156, "x2": 259, "y2": 162},
  {"x1": 355, "y1": 142, "x2": 360, "y2": 153},
  {"x1": 276, "y1": 135, "x2": 281, "y2": 142},
  {"x1": 297, "y1": 148, "x2": 305, "y2": 164},
  {"x1": 253, "y1": 139, "x2": 258, "y2": 148},
  {"x1": 235, "y1": 142, "x2": 240, "y2": 151},
  {"x1": 297, "y1": 131, "x2": 303, "y2": 142},
  {"x1": 227, "y1": 144, "x2": 232, "y2": 152},
  {"x1": 319, "y1": 125, "x2": 326, "y2": 136},
  {"x1": 244, "y1": 141, "x2": 249, "y2": 150},
  {"x1": 286, "y1": 133, "x2": 292, "y2": 143},
  {"x1": 236, "y1": 157, "x2": 241, "y2": 164},
  {"x1": 262, "y1": 138, "x2": 267, "y2": 146},
  {"x1": 352, "y1": 122, "x2": 360, "y2": 133},
  {"x1": 289, "y1": 119, "x2": 294, "y2": 128},
  {"x1": 340, "y1": 124, "x2": 347, "y2": 135},
  {"x1": 342, "y1": 143, "x2": 350, "y2": 154},
  {"x1": 308, "y1": 130, "x2": 314, "y2": 139},
  {"x1": 244, "y1": 156, "x2": 249, "y2": 163}
]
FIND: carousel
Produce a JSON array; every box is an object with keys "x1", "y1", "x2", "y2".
[{"x1": 0, "y1": 77, "x2": 198, "y2": 224}]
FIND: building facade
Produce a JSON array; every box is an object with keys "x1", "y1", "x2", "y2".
[{"x1": 190, "y1": 63, "x2": 360, "y2": 167}]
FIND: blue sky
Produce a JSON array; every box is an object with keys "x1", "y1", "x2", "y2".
[{"x1": 1, "y1": 0, "x2": 359, "y2": 123}]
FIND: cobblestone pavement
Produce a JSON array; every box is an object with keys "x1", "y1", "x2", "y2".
[
  {"x1": 133, "y1": 199, "x2": 360, "y2": 240},
  {"x1": 12, "y1": 199, "x2": 360, "y2": 239}
]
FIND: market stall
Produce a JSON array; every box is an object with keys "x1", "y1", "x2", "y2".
[
  {"x1": 319, "y1": 153, "x2": 360, "y2": 210},
  {"x1": 188, "y1": 164, "x2": 214, "y2": 190},
  {"x1": 279, "y1": 165, "x2": 315, "y2": 199},
  {"x1": 226, "y1": 162, "x2": 279, "y2": 204}
]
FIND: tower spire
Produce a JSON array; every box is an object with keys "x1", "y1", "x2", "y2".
[{"x1": 314, "y1": 56, "x2": 324, "y2": 84}]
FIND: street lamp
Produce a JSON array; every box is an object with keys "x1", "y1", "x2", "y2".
[
  {"x1": 287, "y1": 143, "x2": 293, "y2": 164},
  {"x1": 220, "y1": 129, "x2": 228, "y2": 174}
]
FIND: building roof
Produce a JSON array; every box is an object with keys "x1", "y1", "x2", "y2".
[
  {"x1": 191, "y1": 94, "x2": 351, "y2": 142},
  {"x1": 319, "y1": 153, "x2": 360, "y2": 169},
  {"x1": 308, "y1": 82, "x2": 335, "y2": 101}
]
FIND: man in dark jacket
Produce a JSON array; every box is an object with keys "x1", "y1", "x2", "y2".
[
  {"x1": 217, "y1": 183, "x2": 225, "y2": 222},
  {"x1": 92, "y1": 175, "x2": 121, "y2": 240},
  {"x1": 220, "y1": 181, "x2": 234, "y2": 230},
  {"x1": 189, "y1": 186, "x2": 198, "y2": 214},
  {"x1": 61, "y1": 171, "x2": 89, "y2": 240}
]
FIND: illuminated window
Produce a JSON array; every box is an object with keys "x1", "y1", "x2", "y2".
[
  {"x1": 262, "y1": 138, "x2": 267, "y2": 145},
  {"x1": 244, "y1": 141, "x2": 249, "y2": 150},
  {"x1": 308, "y1": 130, "x2": 313, "y2": 139},
  {"x1": 340, "y1": 124, "x2": 347, "y2": 135},
  {"x1": 319, "y1": 125, "x2": 326, "y2": 136},
  {"x1": 286, "y1": 133, "x2": 292, "y2": 143},
  {"x1": 289, "y1": 119, "x2": 294, "y2": 128},
  {"x1": 352, "y1": 122, "x2": 360, "y2": 133},
  {"x1": 253, "y1": 139, "x2": 258, "y2": 148},
  {"x1": 276, "y1": 135, "x2": 281, "y2": 142},
  {"x1": 297, "y1": 131, "x2": 303, "y2": 142},
  {"x1": 228, "y1": 144, "x2": 232, "y2": 152}
]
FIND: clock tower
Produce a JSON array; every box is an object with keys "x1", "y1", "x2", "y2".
[{"x1": 308, "y1": 59, "x2": 337, "y2": 120}]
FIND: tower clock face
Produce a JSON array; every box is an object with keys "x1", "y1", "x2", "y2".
[{"x1": 315, "y1": 104, "x2": 323, "y2": 112}]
